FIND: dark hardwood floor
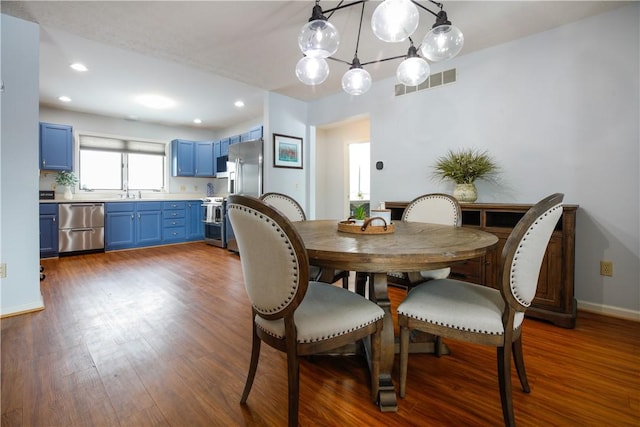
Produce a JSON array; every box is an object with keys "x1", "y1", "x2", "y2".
[{"x1": 2, "y1": 243, "x2": 639, "y2": 426}]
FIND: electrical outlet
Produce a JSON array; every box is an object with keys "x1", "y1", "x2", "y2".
[
  {"x1": 180, "y1": 185, "x2": 186, "y2": 192},
  {"x1": 0, "y1": 263, "x2": 6, "y2": 278},
  {"x1": 600, "y1": 261, "x2": 613, "y2": 277}
]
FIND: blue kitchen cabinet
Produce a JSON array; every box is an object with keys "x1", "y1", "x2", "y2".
[
  {"x1": 39, "y1": 122, "x2": 73, "y2": 171},
  {"x1": 195, "y1": 141, "x2": 214, "y2": 177},
  {"x1": 213, "y1": 141, "x2": 221, "y2": 175},
  {"x1": 105, "y1": 203, "x2": 136, "y2": 250},
  {"x1": 229, "y1": 135, "x2": 240, "y2": 146},
  {"x1": 171, "y1": 139, "x2": 195, "y2": 176},
  {"x1": 248, "y1": 125, "x2": 263, "y2": 140},
  {"x1": 220, "y1": 137, "x2": 230, "y2": 156},
  {"x1": 239, "y1": 132, "x2": 251, "y2": 142},
  {"x1": 186, "y1": 200, "x2": 205, "y2": 240},
  {"x1": 162, "y1": 201, "x2": 186, "y2": 242},
  {"x1": 106, "y1": 202, "x2": 162, "y2": 250},
  {"x1": 136, "y1": 202, "x2": 163, "y2": 247},
  {"x1": 39, "y1": 203, "x2": 59, "y2": 258}
]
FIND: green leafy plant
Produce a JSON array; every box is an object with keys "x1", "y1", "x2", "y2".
[
  {"x1": 353, "y1": 205, "x2": 367, "y2": 220},
  {"x1": 433, "y1": 148, "x2": 498, "y2": 184},
  {"x1": 55, "y1": 171, "x2": 78, "y2": 187}
]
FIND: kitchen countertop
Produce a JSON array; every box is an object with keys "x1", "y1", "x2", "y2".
[{"x1": 39, "y1": 193, "x2": 224, "y2": 203}]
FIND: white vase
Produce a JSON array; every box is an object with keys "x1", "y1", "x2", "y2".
[
  {"x1": 453, "y1": 183, "x2": 477, "y2": 203},
  {"x1": 63, "y1": 185, "x2": 73, "y2": 200}
]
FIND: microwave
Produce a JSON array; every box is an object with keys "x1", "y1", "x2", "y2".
[{"x1": 216, "y1": 155, "x2": 228, "y2": 178}]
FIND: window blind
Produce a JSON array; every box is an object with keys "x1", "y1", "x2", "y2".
[{"x1": 79, "y1": 135, "x2": 166, "y2": 155}]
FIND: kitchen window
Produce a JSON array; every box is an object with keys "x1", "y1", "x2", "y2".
[{"x1": 78, "y1": 134, "x2": 166, "y2": 191}]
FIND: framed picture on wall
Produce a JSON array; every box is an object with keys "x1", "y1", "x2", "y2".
[{"x1": 273, "y1": 133, "x2": 303, "y2": 169}]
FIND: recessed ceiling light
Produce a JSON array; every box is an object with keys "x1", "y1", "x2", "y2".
[
  {"x1": 70, "y1": 63, "x2": 88, "y2": 72},
  {"x1": 134, "y1": 94, "x2": 176, "y2": 109},
  {"x1": 234, "y1": 100, "x2": 245, "y2": 108},
  {"x1": 58, "y1": 96, "x2": 72, "y2": 102},
  {"x1": 193, "y1": 118, "x2": 202, "y2": 124}
]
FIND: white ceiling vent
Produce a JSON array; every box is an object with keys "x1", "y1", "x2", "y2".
[{"x1": 395, "y1": 68, "x2": 457, "y2": 97}]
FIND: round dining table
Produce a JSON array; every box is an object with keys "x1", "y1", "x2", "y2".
[{"x1": 293, "y1": 219, "x2": 499, "y2": 412}]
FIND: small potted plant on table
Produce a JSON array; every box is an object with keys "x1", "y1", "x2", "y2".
[{"x1": 351, "y1": 204, "x2": 368, "y2": 225}]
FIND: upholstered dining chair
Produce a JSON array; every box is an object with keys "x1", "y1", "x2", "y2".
[
  {"x1": 227, "y1": 195, "x2": 384, "y2": 427},
  {"x1": 387, "y1": 193, "x2": 462, "y2": 287},
  {"x1": 260, "y1": 192, "x2": 351, "y2": 288},
  {"x1": 397, "y1": 193, "x2": 564, "y2": 427}
]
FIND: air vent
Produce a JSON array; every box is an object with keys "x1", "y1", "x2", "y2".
[{"x1": 395, "y1": 68, "x2": 457, "y2": 97}]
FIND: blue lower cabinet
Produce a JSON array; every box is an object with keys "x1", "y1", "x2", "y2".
[
  {"x1": 162, "y1": 201, "x2": 186, "y2": 242},
  {"x1": 106, "y1": 202, "x2": 162, "y2": 250},
  {"x1": 105, "y1": 203, "x2": 136, "y2": 250},
  {"x1": 40, "y1": 203, "x2": 59, "y2": 258},
  {"x1": 186, "y1": 200, "x2": 204, "y2": 240},
  {"x1": 136, "y1": 203, "x2": 163, "y2": 247},
  {"x1": 106, "y1": 200, "x2": 203, "y2": 250}
]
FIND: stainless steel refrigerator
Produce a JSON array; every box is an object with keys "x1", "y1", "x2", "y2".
[{"x1": 226, "y1": 138, "x2": 263, "y2": 252}]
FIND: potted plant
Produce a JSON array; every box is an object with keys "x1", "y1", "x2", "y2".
[
  {"x1": 55, "y1": 171, "x2": 78, "y2": 200},
  {"x1": 352, "y1": 204, "x2": 368, "y2": 225},
  {"x1": 432, "y1": 148, "x2": 498, "y2": 202}
]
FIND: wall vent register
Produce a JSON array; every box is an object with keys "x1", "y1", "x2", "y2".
[{"x1": 395, "y1": 68, "x2": 456, "y2": 96}]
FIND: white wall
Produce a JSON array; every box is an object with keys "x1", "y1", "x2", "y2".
[
  {"x1": 1, "y1": 15, "x2": 44, "y2": 316},
  {"x1": 263, "y1": 92, "x2": 310, "y2": 213},
  {"x1": 316, "y1": 118, "x2": 370, "y2": 220},
  {"x1": 310, "y1": 4, "x2": 640, "y2": 316}
]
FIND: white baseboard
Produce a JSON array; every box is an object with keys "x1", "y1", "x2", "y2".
[
  {"x1": 578, "y1": 300, "x2": 640, "y2": 322},
  {"x1": 1, "y1": 297, "x2": 45, "y2": 318}
]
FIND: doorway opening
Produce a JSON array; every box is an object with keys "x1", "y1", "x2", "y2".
[{"x1": 348, "y1": 142, "x2": 370, "y2": 217}]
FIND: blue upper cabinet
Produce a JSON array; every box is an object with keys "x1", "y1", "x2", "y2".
[
  {"x1": 39, "y1": 122, "x2": 73, "y2": 171},
  {"x1": 248, "y1": 125, "x2": 263, "y2": 140},
  {"x1": 229, "y1": 135, "x2": 240, "y2": 145},
  {"x1": 195, "y1": 141, "x2": 214, "y2": 177},
  {"x1": 220, "y1": 137, "x2": 230, "y2": 157},
  {"x1": 171, "y1": 139, "x2": 196, "y2": 176}
]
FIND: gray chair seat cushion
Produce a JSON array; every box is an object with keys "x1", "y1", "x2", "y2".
[
  {"x1": 397, "y1": 279, "x2": 525, "y2": 335},
  {"x1": 257, "y1": 282, "x2": 384, "y2": 343}
]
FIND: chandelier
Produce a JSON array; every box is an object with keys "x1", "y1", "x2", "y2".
[{"x1": 295, "y1": 0, "x2": 464, "y2": 96}]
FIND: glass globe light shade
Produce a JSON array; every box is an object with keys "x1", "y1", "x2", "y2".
[
  {"x1": 298, "y1": 19, "x2": 340, "y2": 58},
  {"x1": 396, "y1": 57, "x2": 430, "y2": 86},
  {"x1": 371, "y1": 0, "x2": 419, "y2": 43},
  {"x1": 342, "y1": 67, "x2": 372, "y2": 96},
  {"x1": 295, "y1": 57, "x2": 330, "y2": 86},
  {"x1": 420, "y1": 24, "x2": 464, "y2": 62}
]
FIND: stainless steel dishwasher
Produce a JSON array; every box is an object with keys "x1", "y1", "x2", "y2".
[{"x1": 58, "y1": 203, "x2": 105, "y2": 253}]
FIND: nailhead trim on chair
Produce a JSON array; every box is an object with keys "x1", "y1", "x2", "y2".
[
  {"x1": 403, "y1": 194, "x2": 460, "y2": 224},
  {"x1": 401, "y1": 311, "x2": 524, "y2": 336},
  {"x1": 261, "y1": 193, "x2": 306, "y2": 221},
  {"x1": 256, "y1": 315, "x2": 383, "y2": 344},
  {"x1": 229, "y1": 205, "x2": 300, "y2": 315},
  {"x1": 257, "y1": 317, "x2": 383, "y2": 343},
  {"x1": 510, "y1": 204, "x2": 562, "y2": 307}
]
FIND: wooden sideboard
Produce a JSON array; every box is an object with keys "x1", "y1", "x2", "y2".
[{"x1": 385, "y1": 201, "x2": 579, "y2": 328}]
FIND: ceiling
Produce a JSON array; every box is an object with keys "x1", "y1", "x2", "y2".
[{"x1": 1, "y1": 1, "x2": 626, "y2": 130}]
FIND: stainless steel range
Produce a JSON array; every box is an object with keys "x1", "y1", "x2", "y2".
[{"x1": 202, "y1": 197, "x2": 226, "y2": 248}]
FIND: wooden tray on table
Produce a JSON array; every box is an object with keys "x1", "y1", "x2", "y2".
[{"x1": 337, "y1": 217, "x2": 394, "y2": 234}]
